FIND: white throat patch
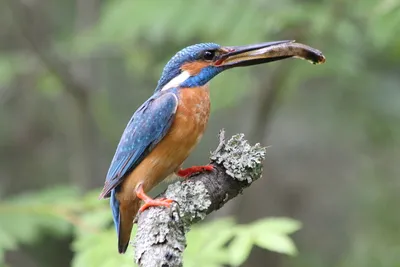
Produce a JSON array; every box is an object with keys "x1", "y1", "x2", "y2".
[{"x1": 161, "y1": 71, "x2": 191, "y2": 91}]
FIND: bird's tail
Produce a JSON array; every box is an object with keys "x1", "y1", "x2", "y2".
[{"x1": 110, "y1": 190, "x2": 141, "y2": 254}]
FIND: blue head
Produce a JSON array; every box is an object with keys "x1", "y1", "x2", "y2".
[
  {"x1": 155, "y1": 43, "x2": 223, "y2": 91},
  {"x1": 154, "y1": 40, "x2": 305, "y2": 92}
]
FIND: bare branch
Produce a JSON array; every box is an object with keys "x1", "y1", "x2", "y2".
[{"x1": 134, "y1": 130, "x2": 267, "y2": 267}]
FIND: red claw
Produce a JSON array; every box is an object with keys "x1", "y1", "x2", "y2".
[
  {"x1": 136, "y1": 183, "x2": 174, "y2": 212},
  {"x1": 138, "y1": 198, "x2": 174, "y2": 213},
  {"x1": 177, "y1": 164, "x2": 214, "y2": 178}
]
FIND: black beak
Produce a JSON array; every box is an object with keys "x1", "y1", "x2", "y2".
[{"x1": 216, "y1": 40, "x2": 325, "y2": 68}]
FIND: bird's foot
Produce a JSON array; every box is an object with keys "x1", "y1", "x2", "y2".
[
  {"x1": 136, "y1": 184, "x2": 174, "y2": 213},
  {"x1": 176, "y1": 164, "x2": 214, "y2": 178},
  {"x1": 138, "y1": 198, "x2": 174, "y2": 213}
]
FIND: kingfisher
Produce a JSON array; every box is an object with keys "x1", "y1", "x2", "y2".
[{"x1": 99, "y1": 40, "x2": 325, "y2": 253}]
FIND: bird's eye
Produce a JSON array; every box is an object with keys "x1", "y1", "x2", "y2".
[{"x1": 202, "y1": 50, "x2": 216, "y2": 61}]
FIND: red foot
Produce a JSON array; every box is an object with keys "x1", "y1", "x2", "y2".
[
  {"x1": 138, "y1": 198, "x2": 174, "y2": 212},
  {"x1": 177, "y1": 164, "x2": 214, "y2": 178},
  {"x1": 136, "y1": 184, "x2": 173, "y2": 212}
]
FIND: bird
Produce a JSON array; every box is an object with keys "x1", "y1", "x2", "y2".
[{"x1": 99, "y1": 40, "x2": 325, "y2": 253}]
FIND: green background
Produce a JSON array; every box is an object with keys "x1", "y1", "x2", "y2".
[{"x1": 1, "y1": 0, "x2": 400, "y2": 266}]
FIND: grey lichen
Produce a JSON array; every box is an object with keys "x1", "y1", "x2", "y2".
[
  {"x1": 210, "y1": 132, "x2": 266, "y2": 183},
  {"x1": 134, "y1": 180, "x2": 211, "y2": 267},
  {"x1": 134, "y1": 204, "x2": 186, "y2": 267},
  {"x1": 165, "y1": 180, "x2": 211, "y2": 227}
]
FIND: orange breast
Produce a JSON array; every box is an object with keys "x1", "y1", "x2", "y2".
[{"x1": 119, "y1": 85, "x2": 211, "y2": 200}]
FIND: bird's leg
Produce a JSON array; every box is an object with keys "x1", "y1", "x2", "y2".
[
  {"x1": 135, "y1": 183, "x2": 174, "y2": 212},
  {"x1": 176, "y1": 164, "x2": 214, "y2": 178}
]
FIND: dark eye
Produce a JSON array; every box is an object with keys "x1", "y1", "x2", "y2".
[{"x1": 203, "y1": 50, "x2": 215, "y2": 61}]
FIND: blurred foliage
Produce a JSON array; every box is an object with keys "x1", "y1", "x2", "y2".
[
  {"x1": 0, "y1": 187, "x2": 300, "y2": 267},
  {"x1": 1, "y1": 0, "x2": 400, "y2": 266},
  {"x1": 0, "y1": 187, "x2": 78, "y2": 264}
]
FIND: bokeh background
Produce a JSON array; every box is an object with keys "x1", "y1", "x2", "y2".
[{"x1": 1, "y1": 0, "x2": 400, "y2": 266}]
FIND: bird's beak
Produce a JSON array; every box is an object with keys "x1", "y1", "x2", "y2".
[{"x1": 215, "y1": 40, "x2": 325, "y2": 68}]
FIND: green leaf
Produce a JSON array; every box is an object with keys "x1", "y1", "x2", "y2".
[
  {"x1": 203, "y1": 227, "x2": 234, "y2": 250},
  {"x1": 254, "y1": 233, "x2": 298, "y2": 256},
  {"x1": 0, "y1": 228, "x2": 17, "y2": 251},
  {"x1": 72, "y1": 228, "x2": 133, "y2": 267},
  {"x1": 251, "y1": 217, "x2": 302, "y2": 235},
  {"x1": 228, "y1": 230, "x2": 254, "y2": 266},
  {"x1": 0, "y1": 186, "x2": 78, "y2": 263},
  {"x1": 200, "y1": 228, "x2": 234, "y2": 263},
  {"x1": 184, "y1": 218, "x2": 236, "y2": 266},
  {"x1": 197, "y1": 217, "x2": 236, "y2": 232}
]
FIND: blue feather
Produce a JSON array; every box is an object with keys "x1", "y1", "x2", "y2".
[
  {"x1": 110, "y1": 189, "x2": 120, "y2": 234},
  {"x1": 180, "y1": 65, "x2": 222, "y2": 88},
  {"x1": 155, "y1": 43, "x2": 221, "y2": 92},
  {"x1": 100, "y1": 90, "x2": 178, "y2": 198}
]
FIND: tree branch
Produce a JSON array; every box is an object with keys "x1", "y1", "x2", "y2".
[{"x1": 134, "y1": 130, "x2": 267, "y2": 267}]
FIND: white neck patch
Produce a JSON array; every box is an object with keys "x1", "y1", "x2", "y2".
[{"x1": 161, "y1": 71, "x2": 191, "y2": 91}]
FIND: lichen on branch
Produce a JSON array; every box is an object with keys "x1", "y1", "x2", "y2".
[{"x1": 134, "y1": 130, "x2": 267, "y2": 267}]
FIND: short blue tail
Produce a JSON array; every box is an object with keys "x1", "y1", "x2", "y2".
[{"x1": 110, "y1": 189, "x2": 127, "y2": 253}]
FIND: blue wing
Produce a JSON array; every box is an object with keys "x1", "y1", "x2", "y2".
[{"x1": 99, "y1": 91, "x2": 178, "y2": 198}]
